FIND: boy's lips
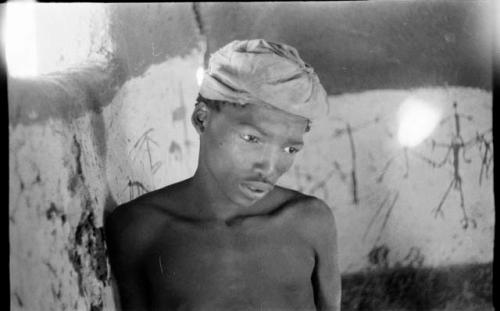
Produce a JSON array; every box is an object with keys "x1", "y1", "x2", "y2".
[
  {"x1": 242, "y1": 181, "x2": 274, "y2": 192},
  {"x1": 239, "y1": 181, "x2": 274, "y2": 198}
]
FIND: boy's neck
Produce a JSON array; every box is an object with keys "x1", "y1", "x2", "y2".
[{"x1": 188, "y1": 167, "x2": 250, "y2": 222}]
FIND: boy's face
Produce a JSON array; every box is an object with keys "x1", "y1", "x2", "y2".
[{"x1": 197, "y1": 102, "x2": 309, "y2": 207}]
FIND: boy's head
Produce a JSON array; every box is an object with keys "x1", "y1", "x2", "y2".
[
  {"x1": 198, "y1": 39, "x2": 328, "y2": 120},
  {"x1": 192, "y1": 39, "x2": 328, "y2": 207}
]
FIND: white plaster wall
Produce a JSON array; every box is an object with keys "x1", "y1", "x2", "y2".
[
  {"x1": 9, "y1": 50, "x2": 204, "y2": 310},
  {"x1": 8, "y1": 2, "x2": 204, "y2": 309},
  {"x1": 9, "y1": 4, "x2": 117, "y2": 310},
  {"x1": 278, "y1": 87, "x2": 494, "y2": 273},
  {"x1": 103, "y1": 51, "x2": 201, "y2": 205}
]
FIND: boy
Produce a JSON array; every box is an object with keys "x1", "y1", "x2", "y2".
[{"x1": 105, "y1": 39, "x2": 341, "y2": 311}]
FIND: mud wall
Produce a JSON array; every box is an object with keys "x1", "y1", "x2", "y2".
[
  {"x1": 9, "y1": 3, "x2": 203, "y2": 310},
  {"x1": 9, "y1": 62, "x2": 124, "y2": 310},
  {"x1": 278, "y1": 88, "x2": 493, "y2": 310},
  {"x1": 279, "y1": 87, "x2": 493, "y2": 273}
]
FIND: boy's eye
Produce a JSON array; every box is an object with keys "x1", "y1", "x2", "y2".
[
  {"x1": 284, "y1": 146, "x2": 300, "y2": 154},
  {"x1": 242, "y1": 134, "x2": 260, "y2": 143}
]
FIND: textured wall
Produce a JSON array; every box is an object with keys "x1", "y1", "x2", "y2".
[
  {"x1": 277, "y1": 87, "x2": 493, "y2": 309},
  {"x1": 9, "y1": 69, "x2": 121, "y2": 310},
  {"x1": 278, "y1": 87, "x2": 493, "y2": 273},
  {"x1": 9, "y1": 3, "x2": 203, "y2": 311},
  {"x1": 103, "y1": 54, "x2": 201, "y2": 208},
  {"x1": 8, "y1": 4, "x2": 117, "y2": 310}
]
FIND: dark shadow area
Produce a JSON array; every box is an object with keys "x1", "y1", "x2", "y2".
[
  {"x1": 199, "y1": 1, "x2": 492, "y2": 94},
  {"x1": 341, "y1": 263, "x2": 493, "y2": 311}
]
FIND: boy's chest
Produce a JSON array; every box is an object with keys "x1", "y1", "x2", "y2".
[{"x1": 144, "y1": 218, "x2": 315, "y2": 297}]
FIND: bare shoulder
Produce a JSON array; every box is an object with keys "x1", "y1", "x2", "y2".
[
  {"x1": 104, "y1": 198, "x2": 163, "y2": 257},
  {"x1": 105, "y1": 179, "x2": 192, "y2": 248},
  {"x1": 275, "y1": 186, "x2": 337, "y2": 241},
  {"x1": 106, "y1": 196, "x2": 161, "y2": 230},
  {"x1": 277, "y1": 186, "x2": 334, "y2": 218},
  {"x1": 104, "y1": 185, "x2": 182, "y2": 258}
]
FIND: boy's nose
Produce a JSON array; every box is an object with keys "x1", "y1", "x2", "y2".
[{"x1": 252, "y1": 148, "x2": 286, "y2": 183}]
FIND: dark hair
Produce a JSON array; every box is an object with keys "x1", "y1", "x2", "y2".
[{"x1": 195, "y1": 94, "x2": 311, "y2": 132}]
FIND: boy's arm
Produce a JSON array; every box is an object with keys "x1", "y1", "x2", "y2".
[
  {"x1": 105, "y1": 204, "x2": 154, "y2": 311},
  {"x1": 309, "y1": 199, "x2": 342, "y2": 311}
]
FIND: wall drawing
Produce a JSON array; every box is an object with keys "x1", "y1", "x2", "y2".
[
  {"x1": 329, "y1": 117, "x2": 381, "y2": 205},
  {"x1": 278, "y1": 87, "x2": 493, "y2": 272},
  {"x1": 410, "y1": 101, "x2": 492, "y2": 229},
  {"x1": 130, "y1": 128, "x2": 163, "y2": 176},
  {"x1": 104, "y1": 54, "x2": 201, "y2": 205}
]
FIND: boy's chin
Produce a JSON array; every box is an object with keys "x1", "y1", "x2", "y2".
[
  {"x1": 231, "y1": 189, "x2": 270, "y2": 208},
  {"x1": 222, "y1": 189, "x2": 259, "y2": 208},
  {"x1": 228, "y1": 196, "x2": 259, "y2": 208}
]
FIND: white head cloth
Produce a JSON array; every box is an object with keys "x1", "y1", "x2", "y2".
[{"x1": 199, "y1": 39, "x2": 328, "y2": 120}]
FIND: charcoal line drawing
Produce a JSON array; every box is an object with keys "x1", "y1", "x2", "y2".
[
  {"x1": 130, "y1": 128, "x2": 163, "y2": 176},
  {"x1": 377, "y1": 99, "x2": 492, "y2": 229},
  {"x1": 331, "y1": 116, "x2": 381, "y2": 205},
  {"x1": 411, "y1": 101, "x2": 491, "y2": 229},
  {"x1": 122, "y1": 178, "x2": 150, "y2": 201},
  {"x1": 363, "y1": 190, "x2": 400, "y2": 245}
]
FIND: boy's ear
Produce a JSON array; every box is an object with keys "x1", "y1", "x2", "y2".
[{"x1": 191, "y1": 102, "x2": 209, "y2": 134}]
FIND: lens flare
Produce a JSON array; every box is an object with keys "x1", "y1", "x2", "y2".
[
  {"x1": 4, "y1": 0, "x2": 38, "y2": 77},
  {"x1": 397, "y1": 97, "x2": 441, "y2": 148}
]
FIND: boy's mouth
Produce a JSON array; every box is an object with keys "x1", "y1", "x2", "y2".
[
  {"x1": 247, "y1": 185, "x2": 264, "y2": 193},
  {"x1": 239, "y1": 181, "x2": 273, "y2": 199}
]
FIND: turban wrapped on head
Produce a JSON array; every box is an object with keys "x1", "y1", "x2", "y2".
[{"x1": 199, "y1": 39, "x2": 328, "y2": 120}]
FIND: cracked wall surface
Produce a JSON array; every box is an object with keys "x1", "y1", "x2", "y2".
[{"x1": 9, "y1": 115, "x2": 116, "y2": 310}]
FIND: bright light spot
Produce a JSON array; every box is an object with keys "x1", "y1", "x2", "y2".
[
  {"x1": 196, "y1": 66, "x2": 204, "y2": 86},
  {"x1": 3, "y1": 1, "x2": 38, "y2": 77},
  {"x1": 397, "y1": 97, "x2": 441, "y2": 148},
  {"x1": 496, "y1": 0, "x2": 500, "y2": 64}
]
